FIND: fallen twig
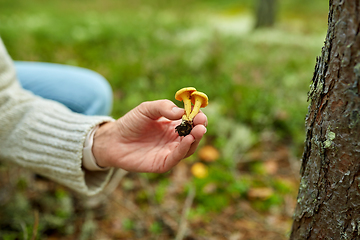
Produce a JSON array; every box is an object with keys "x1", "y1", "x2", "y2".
[
  {"x1": 19, "y1": 221, "x2": 27, "y2": 240},
  {"x1": 30, "y1": 210, "x2": 39, "y2": 240},
  {"x1": 175, "y1": 184, "x2": 196, "y2": 240}
]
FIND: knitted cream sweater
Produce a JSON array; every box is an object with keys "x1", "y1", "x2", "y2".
[{"x1": 0, "y1": 38, "x2": 114, "y2": 196}]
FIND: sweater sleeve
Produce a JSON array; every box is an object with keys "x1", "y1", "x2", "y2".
[{"x1": 0, "y1": 38, "x2": 114, "y2": 196}]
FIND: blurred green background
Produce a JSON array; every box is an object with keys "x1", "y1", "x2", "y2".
[{"x1": 0, "y1": 0, "x2": 328, "y2": 239}]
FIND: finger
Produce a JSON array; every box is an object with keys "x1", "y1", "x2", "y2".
[
  {"x1": 185, "y1": 124, "x2": 207, "y2": 158},
  {"x1": 193, "y1": 112, "x2": 208, "y2": 127},
  {"x1": 162, "y1": 135, "x2": 195, "y2": 172},
  {"x1": 139, "y1": 99, "x2": 185, "y2": 120}
]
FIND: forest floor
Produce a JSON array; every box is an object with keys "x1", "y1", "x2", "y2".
[{"x1": 0, "y1": 142, "x2": 300, "y2": 240}]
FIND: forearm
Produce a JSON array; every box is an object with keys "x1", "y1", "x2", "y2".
[
  {"x1": 0, "y1": 38, "x2": 114, "y2": 196},
  {"x1": 0, "y1": 82, "x2": 114, "y2": 195}
]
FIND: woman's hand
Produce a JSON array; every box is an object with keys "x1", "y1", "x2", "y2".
[{"x1": 92, "y1": 100, "x2": 207, "y2": 173}]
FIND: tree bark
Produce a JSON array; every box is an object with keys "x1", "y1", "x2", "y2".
[
  {"x1": 254, "y1": 0, "x2": 277, "y2": 29},
  {"x1": 290, "y1": 0, "x2": 360, "y2": 239}
]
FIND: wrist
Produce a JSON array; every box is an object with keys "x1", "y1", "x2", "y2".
[
  {"x1": 83, "y1": 125, "x2": 110, "y2": 171},
  {"x1": 92, "y1": 120, "x2": 117, "y2": 168}
]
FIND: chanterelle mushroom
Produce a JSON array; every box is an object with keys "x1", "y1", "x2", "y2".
[
  {"x1": 175, "y1": 87, "x2": 197, "y2": 121},
  {"x1": 188, "y1": 91, "x2": 208, "y2": 122},
  {"x1": 175, "y1": 88, "x2": 208, "y2": 137}
]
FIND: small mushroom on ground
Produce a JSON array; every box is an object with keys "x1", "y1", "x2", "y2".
[
  {"x1": 175, "y1": 87, "x2": 197, "y2": 121},
  {"x1": 198, "y1": 145, "x2": 220, "y2": 162},
  {"x1": 188, "y1": 91, "x2": 208, "y2": 122},
  {"x1": 191, "y1": 162, "x2": 209, "y2": 179}
]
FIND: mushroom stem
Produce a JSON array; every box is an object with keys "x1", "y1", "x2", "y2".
[
  {"x1": 188, "y1": 98, "x2": 202, "y2": 122},
  {"x1": 182, "y1": 115, "x2": 189, "y2": 121},
  {"x1": 182, "y1": 95, "x2": 192, "y2": 121},
  {"x1": 188, "y1": 91, "x2": 208, "y2": 122}
]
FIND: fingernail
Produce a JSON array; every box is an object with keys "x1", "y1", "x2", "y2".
[
  {"x1": 204, "y1": 127, "x2": 207, "y2": 134},
  {"x1": 172, "y1": 107, "x2": 183, "y2": 114}
]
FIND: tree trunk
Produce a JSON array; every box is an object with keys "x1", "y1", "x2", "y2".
[
  {"x1": 290, "y1": 0, "x2": 360, "y2": 239},
  {"x1": 254, "y1": 0, "x2": 277, "y2": 29}
]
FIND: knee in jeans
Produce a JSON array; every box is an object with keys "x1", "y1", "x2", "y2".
[{"x1": 86, "y1": 75, "x2": 113, "y2": 116}]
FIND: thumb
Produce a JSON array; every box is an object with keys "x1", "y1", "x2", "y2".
[{"x1": 138, "y1": 99, "x2": 184, "y2": 120}]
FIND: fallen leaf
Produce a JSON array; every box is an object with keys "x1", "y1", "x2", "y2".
[
  {"x1": 264, "y1": 161, "x2": 278, "y2": 175},
  {"x1": 247, "y1": 187, "x2": 273, "y2": 200},
  {"x1": 275, "y1": 109, "x2": 288, "y2": 120},
  {"x1": 229, "y1": 232, "x2": 244, "y2": 240},
  {"x1": 203, "y1": 182, "x2": 217, "y2": 194}
]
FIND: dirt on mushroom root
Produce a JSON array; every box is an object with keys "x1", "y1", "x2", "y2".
[{"x1": 175, "y1": 120, "x2": 194, "y2": 137}]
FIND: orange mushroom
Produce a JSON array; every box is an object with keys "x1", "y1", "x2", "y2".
[
  {"x1": 188, "y1": 91, "x2": 208, "y2": 122},
  {"x1": 175, "y1": 87, "x2": 197, "y2": 121}
]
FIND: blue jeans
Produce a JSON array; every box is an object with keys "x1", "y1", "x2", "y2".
[{"x1": 14, "y1": 61, "x2": 113, "y2": 116}]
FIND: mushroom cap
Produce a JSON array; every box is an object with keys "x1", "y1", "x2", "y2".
[
  {"x1": 191, "y1": 91, "x2": 208, "y2": 107},
  {"x1": 175, "y1": 87, "x2": 197, "y2": 101}
]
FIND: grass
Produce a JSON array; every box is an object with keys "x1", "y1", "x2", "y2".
[
  {"x1": 0, "y1": 0, "x2": 327, "y2": 142},
  {"x1": 0, "y1": 0, "x2": 329, "y2": 239}
]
